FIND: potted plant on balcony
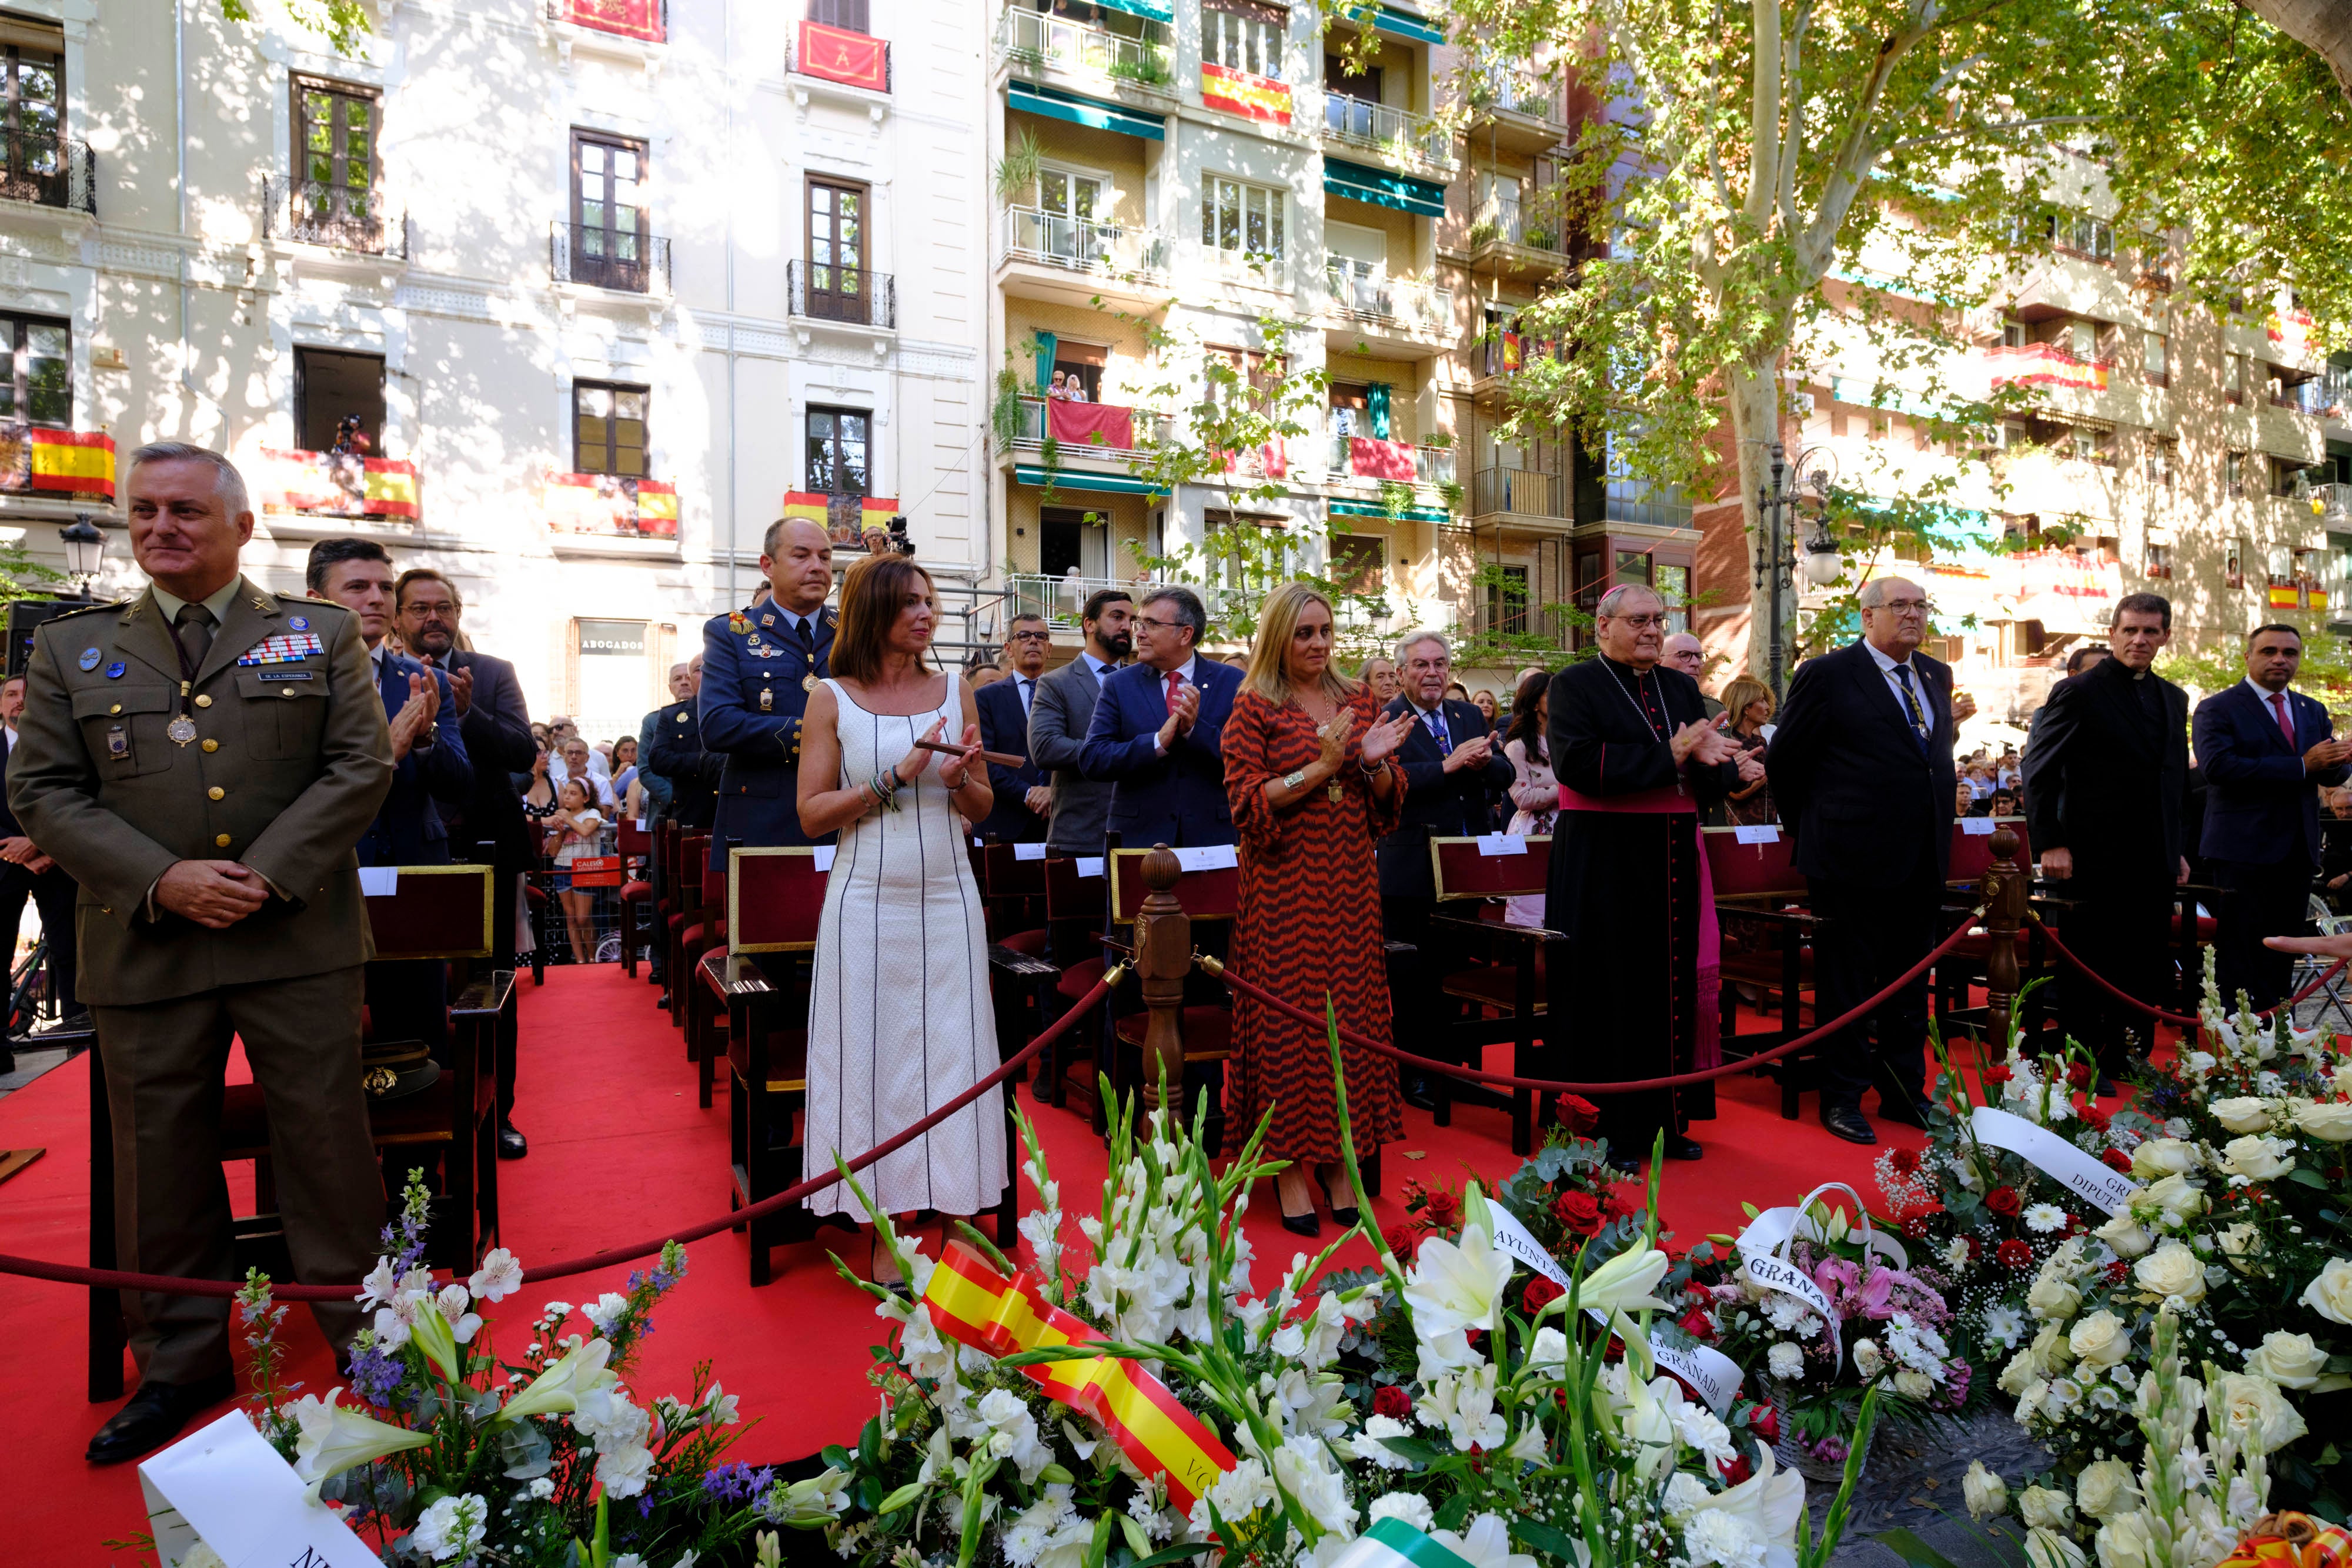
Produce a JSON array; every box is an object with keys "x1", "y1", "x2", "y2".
[
  {"x1": 1468, "y1": 218, "x2": 1501, "y2": 248},
  {"x1": 1107, "y1": 44, "x2": 1171, "y2": 88}
]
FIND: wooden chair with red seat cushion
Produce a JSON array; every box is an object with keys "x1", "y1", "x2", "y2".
[
  {"x1": 669, "y1": 834, "x2": 711, "y2": 1034},
  {"x1": 617, "y1": 820, "x2": 655, "y2": 978},
  {"x1": 686, "y1": 862, "x2": 734, "y2": 1107},
  {"x1": 1420, "y1": 835, "x2": 1558, "y2": 1157},
  {"x1": 1106, "y1": 845, "x2": 1240, "y2": 1155}
]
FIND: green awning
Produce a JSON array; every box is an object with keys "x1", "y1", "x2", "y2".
[
  {"x1": 1093, "y1": 0, "x2": 1172, "y2": 19},
  {"x1": 1014, "y1": 464, "x2": 1163, "y2": 496},
  {"x1": 1008, "y1": 80, "x2": 1165, "y2": 141},
  {"x1": 1322, "y1": 157, "x2": 1445, "y2": 218},
  {"x1": 1330, "y1": 497, "x2": 1450, "y2": 525},
  {"x1": 1371, "y1": 5, "x2": 1444, "y2": 44}
]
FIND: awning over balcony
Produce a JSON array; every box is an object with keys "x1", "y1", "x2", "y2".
[
  {"x1": 1007, "y1": 80, "x2": 1166, "y2": 141},
  {"x1": 1370, "y1": 5, "x2": 1445, "y2": 44},
  {"x1": 1329, "y1": 496, "x2": 1449, "y2": 526},
  {"x1": 1092, "y1": 0, "x2": 1173, "y2": 19},
  {"x1": 1322, "y1": 158, "x2": 1445, "y2": 218},
  {"x1": 1014, "y1": 464, "x2": 1161, "y2": 496}
]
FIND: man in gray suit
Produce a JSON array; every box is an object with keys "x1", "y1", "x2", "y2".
[{"x1": 1027, "y1": 588, "x2": 1131, "y2": 860}]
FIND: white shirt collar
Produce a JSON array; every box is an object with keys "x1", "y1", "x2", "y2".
[
  {"x1": 369, "y1": 641, "x2": 386, "y2": 670},
  {"x1": 1865, "y1": 640, "x2": 1913, "y2": 675},
  {"x1": 1160, "y1": 655, "x2": 1198, "y2": 687},
  {"x1": 1081, "y1": 652, "x2": 1114, "y2": 677},
  {"x1": 2243, "y1": 676, "x2": 2293, "y2": 704}
]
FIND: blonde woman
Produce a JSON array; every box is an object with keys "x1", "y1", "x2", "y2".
[
  {"x1": 1716, "y1": 676, "x2": 1777, "y2": 827},
  {"x1": 1222, "y1": 583, "x2": 1416, "y2": 1236}
]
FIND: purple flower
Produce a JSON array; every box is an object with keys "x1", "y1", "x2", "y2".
[
  {"x1": 1945, "y1": 1359, "x2": 1972, "y2": 1406},
  {"x1": 1807, "y1": 1434, "x2": 1849, "y2": 1463},
  {"x1": 346, "y1": 1346, "x2": 405, "y2": 1411}
]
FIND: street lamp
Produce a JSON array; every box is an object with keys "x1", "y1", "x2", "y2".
[
  {"x1": 57, "y1": 514, "x2": 105, "y2": 601},
  {"x1": 1753, "y1": 441, "x2": 1840, "y2": 698}
]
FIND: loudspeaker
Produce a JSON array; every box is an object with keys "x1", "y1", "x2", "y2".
[{"x1": 5, "y1": 597, "x2": 83, "y2": 680}]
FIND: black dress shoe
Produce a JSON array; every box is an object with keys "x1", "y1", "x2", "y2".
[
  {"x1": 1402, "y1": 1076, "x2": 1438, "y2": 1112},
  {"x1": 1315, "y1": 1175, "x2": 1359, "y2": 1228},
  {"x1": 1663, "y1": 1135, "x2": 1704, "y2": 1161},
  {"x1": 86, "y1": 1371, "x2": 236, "y2": 1465},
  {"x1": 497, "y1": 1122, "x2": 528, "y2": 1159},
  {"x1": 656, "y1": 992, "x2": 670, "y2": 1010},
  {"x1": 1819, "y1": 1105, "x2": 1876, "y2": 1145},
  {"x1": 1280, "y1": 1209, "x2": 1322, "y2": 1238},
  {"x1": 2095, "y1": 1076, "x2": 2118, "y2": 1098}
]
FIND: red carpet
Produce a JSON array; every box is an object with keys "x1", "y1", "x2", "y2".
[{"x1": 0, "y1": 963, "x2": 1927, "y2": 1563}]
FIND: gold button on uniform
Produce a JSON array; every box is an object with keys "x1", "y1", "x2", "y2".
[
  {"x1": 194, "y1": 694, "x2": 213, "y2": 708},
  {"x1": 208, "y1": 787, "x2": 224, "y2": 801},
  {"x1": 108, "y1": 703, "x2": 122, "y2": 715},
  {"x1": 202, "y1": 738, "x2": 218, "y2": 753},
  {"x1": 213, "y1": 833, "x2": 232, "y2": 848},
  {"x1": 282, "y1": 688, "x2": 296, "y2": 699}
]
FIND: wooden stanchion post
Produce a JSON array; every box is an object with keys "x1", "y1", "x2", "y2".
[
  {"x1": 1982, "y1": 826, "x2": 2027, "y2": 1055},
  {"x1": 1132, "y1": 844, "x2": 1190, "y2": 1112}
]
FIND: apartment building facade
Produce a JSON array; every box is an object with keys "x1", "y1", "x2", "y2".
[
  {"x1": 0, "y1": 0, "x2": 988, "y2": 742},
  {"x1": 983, "y1": 0, "x2": 1696, "y2": 677}
]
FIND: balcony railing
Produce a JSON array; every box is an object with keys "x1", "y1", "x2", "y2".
[
  {"x1": 999, "y1": 205, "x2": 1170, "y2": 280},
  {"x1": 1005, "y1": 395, "x2": 1171, "y2": 455},
  {"x1": 2271, "y1": 376, "x2": 2350, "y2": 419},
  {"x1": 1320, "y1": 92, "x2": 1454, "y2": 169},
  {"x1": 540, "y1": 472, "x2": 679, "y2": 540},
  {"x1": 1467, "y1": 209, "x2": 1564, "y2": 254},
  {"x1": 546, "y1": 0, "x2": 666, "y2": 41},
  {"x1": 550, "y1": 221, "x2": 671, "y2": 295},
  {"x1": 1322, "y1": 259, "x2": 1454, "y2": 333},
  {"x1": 0, "y1": 422, "x2": 116, "y2": 501},
  {"x1": 1323, "y1": 433, "x2": 1454, "y2": 484},
  {"x1": 786, "y1": 259, "x2": 897, "y2": 329},
  {"x1": 1472, "y1": 465, "x2": 1568, "y2": 519},
  {"x1": 2317, "y1": 482, "x2": 2352, "y2": 522},
  {"x1": 994, "y1": 5, "x2": 1171, "y2": 88},
  {"x1": 258, "y1": 447, "x2": 420, "y2": 521},
  {"x1": 0, "y1": 135, "x2": 96, "y2": 215},
  {"x1": 1004, "y1": 571, "x2": 1268, "y2": 632},
  {"x1": 1469, "y1": 68, "x2": 1559, "y2": 122},
  {"x1": 262, "y1": 177, "x2": 408, "y2": 257}
]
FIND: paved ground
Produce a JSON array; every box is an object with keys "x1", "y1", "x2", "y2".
[{"x1": 1820, "y1": 1410, "x2": 2044, "y2": 1568}]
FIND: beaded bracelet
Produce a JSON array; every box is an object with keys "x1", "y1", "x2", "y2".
[{"x1": 870, "y1": 770, "x2": 903, "y2": 813}]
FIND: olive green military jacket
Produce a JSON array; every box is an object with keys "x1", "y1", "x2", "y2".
[{"x1": 6, "y1": 579, "x2": 395, "y2": 1006}]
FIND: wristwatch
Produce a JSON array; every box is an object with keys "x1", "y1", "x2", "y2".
[{"x1": 1282, "y1": 768, "x2": 1308, "y2": 791}]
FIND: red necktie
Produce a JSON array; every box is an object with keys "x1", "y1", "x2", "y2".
[
  {"x1": 2272, "y1": 692, "x2": 2296, "y2": 747},
  {"x1": 1165, "y1": 669, "x2": 1184, "y2": 714}
]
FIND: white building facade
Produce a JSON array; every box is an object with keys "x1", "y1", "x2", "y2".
[{"x1": 0, "y1": 0, "x2": 988, "y2": 742}]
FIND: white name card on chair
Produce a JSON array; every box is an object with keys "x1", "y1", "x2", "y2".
[
  {"x1": 1961, "y1": 818, "x2": 1996, "y2": 836},
  {"x1": 1014, "y1": 844, "x2": 1049, "y2": 861},
  {"x1": 358, "y1": 868, "x2": 399, "y2": 897},
  {"x1": 141, "y1": 1410, "x2": 380, "y2": 1568},
  {"x1": 1173, "y1": 845, "x2": 1240, "y2": 872},
  {"x1": 1733, "y1": 825, "x2": 1782, "y2": 845},
  {"x1": 1476, "y1": 833, "x2": 1527, "y2": 857},
  {"x1": 812, "y1": 847, "x2": 837, "y2": 872},
  {"x1": 1075, "y1": 857, "x2": 1105, "y2": 879}
]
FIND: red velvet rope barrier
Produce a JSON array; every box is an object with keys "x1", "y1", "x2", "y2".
[
  {"x1": 2027, "y1": 912, "x2": 2347, "y2": 1028},
  {"x1": 1202, "y1": 906, "x2": 1989, "y2": 1094},
  {"x1": 0, "y1": 975, "x2": 1120, "y2": 1302}
]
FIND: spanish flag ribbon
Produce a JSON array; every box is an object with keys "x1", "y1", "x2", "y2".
[
  {"x1": 2219, "y1": 1515, "x2": 2352, "y2": 1568},
  {"x1": 918, "y1": 1241, "x2": 1236, "y2": 1513}
]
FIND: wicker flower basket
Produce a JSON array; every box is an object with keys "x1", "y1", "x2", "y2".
[{"x1": 1768, "y1": 1380, "x2": 1872, "y2": 1485}]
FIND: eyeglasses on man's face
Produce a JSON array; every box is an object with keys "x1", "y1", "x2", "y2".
[
  {"x1": 1610, "y1": 613, "x2": 1668, "y2": 630},
  {"x1": 1875, "y1": 599, "x2": 1933, "y2": 616},
  {"x1": 1134, "y1": 615, "x2": 1181, "y2": 632},
  {"x1": 1008, "y1": 630, "x2": 1051, "y2": 644}
]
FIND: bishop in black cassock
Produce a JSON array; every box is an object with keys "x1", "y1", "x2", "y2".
[{"x1": 1545, "y1": 589, "x2": 1748, "y2": 1162}]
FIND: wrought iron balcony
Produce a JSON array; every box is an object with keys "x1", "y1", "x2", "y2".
[
  {"x1": 998, "y1": 206, "x2": 1170, "y2": 280},
  {"x1": 550, "y1": 221, "x2": 671, "y2": 295},
  {"x1": 0, "y1": 135, "x2": 95, "y2": 215},
  {"x1": 994, "y1": 5, "x2": 1172, "y2": 89},
  {"x1": 1320, "y1": 92, "x2": 1455, "y2": 171},
  {"x1": 263, "y1": 178, "x2": 408, "y2": 256},
  {"x1": 786, "y1": 260, "x2": 896, "y2": 329}
]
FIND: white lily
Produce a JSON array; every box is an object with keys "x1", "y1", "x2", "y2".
[
  {"x1": 1683, "y1": 1445, "x2": 1807, "y2": 1568},
  {"x1": 1402, "y1": 1221, "x2": 1513, "y2": 1340},
  {"x1": 496, "y1": 1336, "x2": 616, "y2": 1423},
  {"x1": 1429, "y1": 1513, "x2": 1539, "y2": 1568},
  {"x1": 288, "y1": 1390, "x2": 433, "y2": 1497},
  {"x1": 1579, "y1": 1246, "x2": 1673, "y2": 1376}
]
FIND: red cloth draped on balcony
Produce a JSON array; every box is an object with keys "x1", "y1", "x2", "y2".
[
  {"x1": 1047, "y1": 399, "x2": 1134, "y2": 452},
  {"x1": 1348, "y1": 436, "x2": 1416, "y2": 481},
  {"x1": 1218, "y1": 442, "x2": 1288, "y2": 479},
  {"x1": 799, "y1": 19, "x2": 888, "y2": 91},
  {"x1": 560, "y1": 0, "x2": 663, "y2": 42}
]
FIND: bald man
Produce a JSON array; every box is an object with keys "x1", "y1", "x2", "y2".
[
  {"x1": 1662, "y1": 633, "x2": 1724, "y2": 720},
  {"x1": 697, "y1": 518, "x2": 836, "y2": 865}
]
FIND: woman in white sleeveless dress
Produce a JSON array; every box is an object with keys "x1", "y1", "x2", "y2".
[{"x1": 795, "y1": 555, "x2": 1004, "y2": 1280}]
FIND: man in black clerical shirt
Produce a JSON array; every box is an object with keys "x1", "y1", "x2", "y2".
[
  {"x1": 1546, "y1": 584, "x2": 1755, "y2": 1162},
  {"x1": 2022, "y1": 592, "x2": 2189, "y2": 1083}
]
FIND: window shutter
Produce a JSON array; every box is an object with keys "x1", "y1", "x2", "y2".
[{"x1": 1367, "y1": 382, "x2": 1391, "y2": 440}]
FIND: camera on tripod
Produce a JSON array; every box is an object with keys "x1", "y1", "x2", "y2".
[{"x1": 885, "y1": 514, "x2": 915, "y2": 556}]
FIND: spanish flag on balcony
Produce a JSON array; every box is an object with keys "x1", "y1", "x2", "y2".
[
  {"x1": 636, "y1": 479, "x2": 679, "y2": 537},
  {"x1": 779, "y1": 490, "x2": 831, "y2": 526},
  {"x1": 2269, "y1": 583, "x2": 2303, "y2": 609},
  {"x1": 1200, "y1": 61, "x2": 1292, "y2": 125},
  {"x1": 27, "y1": 429, "x2": 116, "y2": 500},
  {"x1": 861, "y1": 496, "x2": 899, "y2": 534},
  {"x1": 362, "y1": 459, "x2": 420, "y2": 519}
]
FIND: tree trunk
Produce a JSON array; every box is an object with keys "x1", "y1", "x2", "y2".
[
  {"x1": 2239, "y1": 0, "x2": 2352, "y2": 105},
  {"x1": 1726, "y1": 356, "x2": 1788, "y2": 693}
]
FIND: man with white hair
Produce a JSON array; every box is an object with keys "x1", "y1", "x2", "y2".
[
  {"x1": 1547, "y1": 584, "x2": 1758, "y2": 1161},
  {"x1": 1661, "y1": 633, "x2": 1725, "y2": 720},
  {"x1": 1768, "y1": 574, "x2": 1975, "y2": 1144}
]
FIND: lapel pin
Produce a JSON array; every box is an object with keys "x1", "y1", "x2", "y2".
[
  {"x1": 78, "y1": 647, "x2": 101, "y2": 671},
  {"x1": 106, "y1": 661, "x2": 126, "y2": 679},
  {"x1": 289, "y1": 615, "x2": 310, "y2": 631}
]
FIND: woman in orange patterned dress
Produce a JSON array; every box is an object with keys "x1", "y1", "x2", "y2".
[{"x1": 1224, "y1": 583, "x2": 1418, "y2": 1236}]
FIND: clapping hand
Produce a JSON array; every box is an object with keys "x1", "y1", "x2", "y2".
[
  {"x1": 1735, "y1": 750, "x2": 1766, "y2": 783},
  {"x1": 1440, "y1": 731, "x2": 1494, "y2": 773},
  {"x1": 895, "y1": 717, "x2": 949, "y2": 788},
  {"x1": 408, "y1": 670, "x2": 440, "y2": 722},
  {"x1": 1677, "y1": 720, "x2": 1739, "y2": 768},
  {"x1": 1951, "y1": 690, "x2": 1978, "y2": 725},
  {"x1": 443, "y1": 663, "x2": 474, "y2": 718},
  {"x1": 1156, "y1": 681, "x2": 1201, "y2": 751},
  {"x1": 388, "y1": 692, "x2": 432, "y2": 762},
  {"x1": 1315, "y1": 710, "x2": 1357, "y2": 771},
  {"x1": 1361, "y1": 710, "x2": 1415, "y2": 767},
  {"x1": 2304, "y1": 737, "x2": 2352, "y2": 774}
]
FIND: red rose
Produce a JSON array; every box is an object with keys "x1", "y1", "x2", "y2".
[
  {"x1": 1372, "y1": 1385, "x2": 1412, "y2": 1420},
  {"x1": 1888, "y1": 1148, "x2": 1922, "y2": 1175},
  {"x1": 2067, "y1": 1061, "x2": 2095, "y2": 1089},
  {"x1": 1424, "y1": 1188, "x2": 1462, "y2": 1227},
  {"x1": 1986, "y1": 1186, "x2": 2022, "y2": 1218},
  {"x1": 1552, "y1": 1192, "x2": 1605, "y2": 1236},
  {"x1": 1746, "y1": 1403, "x2": 1780, "y2": 1445},
  {"x1": 1982, "y1": 1064, "x2": 2014, "y2": 1086},
  {"x1": 2100, "y1": 1148, "x2": 2132, "y2": 1173},
  {"x1": 1717, "y1": 1454, "x2": 1753, "y2": 1486},
  {"x1": 1557, "y1": 1094, "x2": 1601, "y2": 1135},
  {"x1": 1384, "y1": 1225, "x2": 1422, "y2": 1261},
  {"x1": 1997, "y1": 1239, "x2": 2033, "y2": 1269},
  {"x1": 1965, "y1": 1234, "x2": 1984, "y2": 1259},
  {"x1": 1524, "y1": 1278, "x2": 1566, "y2": 1315},
  {"x1": 1678, "y1": 1307, "x2": 1716, "y2": 1341}
]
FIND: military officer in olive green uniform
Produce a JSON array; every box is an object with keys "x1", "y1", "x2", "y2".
[{"x1": 8, "y1": 442, "x2": 394, "y2": 1465}]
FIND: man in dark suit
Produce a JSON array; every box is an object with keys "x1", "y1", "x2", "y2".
[
  {"x1": 974, "y1": 613, "x2": 1053, "y2": 844},
  {"x1": 2191, "y1": 622, "x2": 2352, "y2": 1008},
  {"x1": 2022, "y1": 591, "x2": 2190, "y2": 1082},
  {"x1": 1078, "y1": 586, "x2": 1241, "y2": 848},
  {"x1": 635, "y1": 661, "x2": 690, "y2": 827},
  {"x1": 394, "y1": 567, "x2": 537, "y2": 1158},
  {"x1": 1767, "y1": 575, "x2": 1976, "y2": 1145},
  {"x1": 647, "y1": 653, "x2": 717, "y2": 833},
  {"x1": 699, "y1": 517, "x2": 835, "y2": 868},
  {"x1": 308, "y1": 540, "x2": 471, "y2": 1072},
  {"x1": 12, "y1": 443, "x2": 392, "y2": 1462},
  {"x1": 1030, "y1": 589, "x2": 1130, "y2": 860},
  {"x1": 0, "y1": 672, "x2": 83, "y2": 1037}
]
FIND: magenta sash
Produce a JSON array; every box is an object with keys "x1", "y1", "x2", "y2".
[{"x1": 1555, "y1": 783, "x2": 1722, "y2": 1071}]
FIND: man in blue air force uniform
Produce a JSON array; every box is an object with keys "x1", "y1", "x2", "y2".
[{"x1": 697, "y1": 517, "x2": 836, "y2": 868}]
